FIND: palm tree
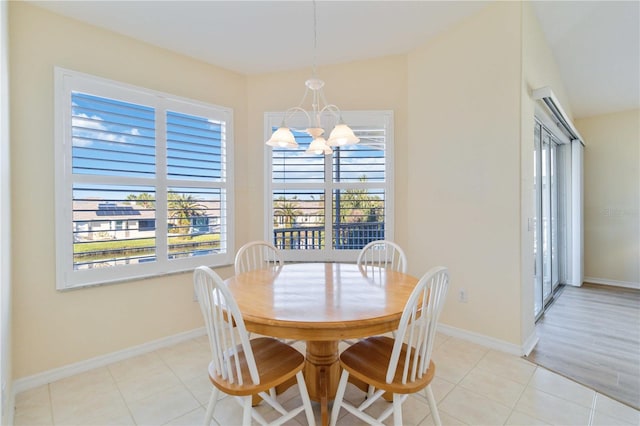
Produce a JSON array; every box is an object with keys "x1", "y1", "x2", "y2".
[
  {"x1": 126, "y1": 192, "x2": 155, "y2": 209},
  {"x1": 168, "y1": 192, "x2": 206, "y2": 234},
  {"x1": 338, "y1": 176, "x2": 383, "y2": 223},
  {"x1": 274, "y1": 197, "x2": 302, "y2": 228}
]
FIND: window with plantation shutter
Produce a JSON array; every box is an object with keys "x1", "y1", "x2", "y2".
[
  {"x1": 265, "y1": 111, "x2": 393, "y2": 262},
  {"x1": 55, "y1": 68, "x2": 234, "y2": 290}
]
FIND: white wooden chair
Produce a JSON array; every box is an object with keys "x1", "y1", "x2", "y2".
[
  {"x1": 234, "y1": 240, "x2": 290, "y2": 343},
  {"x1": 193, "y1": 266, "x2": 315, "y2": 426},
  {"x1": 357, "y1": 240, "x2": 407, "y2": 274},
  {"x1": 349, "y1": 240, "x2": 408, "y2": 346},
  {"x1": 234, "y1": 240, "x2": 283, "y2": 275},
  {"x1": 330, "y1": 266, "x2": 449, "y2": 426}
]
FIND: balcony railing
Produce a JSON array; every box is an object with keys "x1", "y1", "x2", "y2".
[{"x1": 273, "y1": 222, "x2": 384, "y2": 250}]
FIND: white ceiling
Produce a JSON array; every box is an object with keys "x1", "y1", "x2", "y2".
[{"x1": 30, "y1": 1, "x2": 640, "y2": 119}]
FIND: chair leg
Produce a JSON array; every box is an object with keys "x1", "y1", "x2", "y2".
[
  {"x1": 367, "y1": 385, "x2": 375, "y2": 399},
  {"x1": 392, "y1": 393, "x2": 403, "y2": 426},
  {"x1": 425, "y1": 385, "x2": 442, "y2": 426},
  {"x1": 242, "y1": 396, "x2": 252, "y2": 426},
  {"x1": 296, "y1": 371, "x2": 316, "y2": 426},
  {"x1": 329, "y1": 369, "x2": 350, "y2": 426},
  {"x1": 203, "y1": 387, "x2": 218, "y2": 425}
]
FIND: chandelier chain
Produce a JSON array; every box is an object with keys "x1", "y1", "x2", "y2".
[
  {"x1": 264, "y1": 0, "x2": 360, "y2": 153},
  {"x1": 312, "y1": 0, "x2": 318, "y2": 77}
]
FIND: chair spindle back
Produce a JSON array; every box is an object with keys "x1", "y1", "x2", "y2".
[
  {"x1": 357, "y1": 240, "x2": 408, "y2": 274},
  {"x1": 386, "y1": 266, "x2": 449, "y2": 385},
  {"x1": 234, "y1": 241, "x2": 283, "y2": 275},
  {"x1": 193, "y1": 266, "x2": 259, "y2": 386}
]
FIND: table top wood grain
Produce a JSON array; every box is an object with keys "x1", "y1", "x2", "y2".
[{"x1": 225, "y1": 262, "x2": 418, "y2": 340}]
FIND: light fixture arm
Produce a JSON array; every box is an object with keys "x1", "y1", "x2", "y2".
[
  {"x1": 265, "y1": 0, "x2": 359, "y2": 153},
  {"x1": 318, "y1": 104, "x2": 343, "y2": 119},
  {"x1": 280, "y1": 82, "x2": 342, "y2": 131},
  {"x1": 281, "y1": 106, "x2": 312, "y2": 129}
]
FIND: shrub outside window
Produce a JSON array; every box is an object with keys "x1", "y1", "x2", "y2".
[
  {"x1": 55, "y1": 68, "x2": 234, "y2": 289},
  {"x1": 264, "y1": 111, "x2": 393, "y2": 262}
]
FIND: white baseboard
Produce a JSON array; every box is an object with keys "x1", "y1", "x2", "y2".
[
  {"x1": 4, "y1": 389, "x2": 15, "y2": 426},
  {"x1": 12, "y1": 322, "x2": 545, "y2": 398},
  {"x1": 438, "y1": 323, "x2": 535, "y2": 356},
  {"x1": 12, "y1": 327, "x2": 206, "y2": 395},
  {"x1": 584, "y1": 277, "x2": 639, "y2": 290},
  {"x1": 521, "y1": 330, "x2": 539, "y2": 356}
]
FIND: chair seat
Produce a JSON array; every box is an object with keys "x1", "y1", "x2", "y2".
[
  {"x1": 340, "y1": 336, "x2": 436, "y2": 394},
  {"x1": 195, "y1": 266, "x2": 315, "y2": 426},
  {"x1": 209, "y1": 337, "x2": 305, "y2": 396},
  {"x1": 331, "y1": 267, "x2": 448, "y2": 426}
]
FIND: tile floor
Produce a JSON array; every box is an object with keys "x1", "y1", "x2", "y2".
[{"x1": 13, "y1": 333, "x2": 640, "y2": 426}]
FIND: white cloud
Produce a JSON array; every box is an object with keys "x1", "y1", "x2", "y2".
[
  {"x1": 72, "y1": 113, "x2": 132, "y2": 146},
  {"x1": 73, "y1": 113, "x2": 106, "y2": 130},
  {"x1": 72, "y1": 113, "x2": 105, "y2": 147}
]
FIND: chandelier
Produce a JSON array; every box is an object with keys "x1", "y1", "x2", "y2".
[{"x1": 265, "y1": 0, "x2": 360, "y2": 155}]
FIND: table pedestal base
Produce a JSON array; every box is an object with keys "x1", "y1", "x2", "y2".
[
  {"x1": 304, "y1": 341, "x2": 340, "y2": 425},
  {"x1": 304, "y1": 340, "x2": 341, "y2": 400}
]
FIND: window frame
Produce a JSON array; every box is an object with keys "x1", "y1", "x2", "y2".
[
  {"x1": 54, "y1": 67, "x2": 234, "y2": 290},
  {"x1": 263, "y1": 110, "x2": 394, "y2": 262}
]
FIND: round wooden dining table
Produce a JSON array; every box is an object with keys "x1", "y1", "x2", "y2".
[{"x1": 224, "y1": 262, "x2": 418, "y2": 424}]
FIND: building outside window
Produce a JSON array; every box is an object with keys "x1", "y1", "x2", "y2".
[
  {"x1": 55, "y1": 68, "x2": 234, "y2": 289},
  {"x1": 264, "y1": 111, "x2": 393, "y2": 262}
]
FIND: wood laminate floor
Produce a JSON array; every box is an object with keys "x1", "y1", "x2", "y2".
[{"x1": 526, "y1": 283, "x2": 640, "y2": 410}]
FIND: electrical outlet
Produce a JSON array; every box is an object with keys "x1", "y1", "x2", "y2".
[{"x1": 458, "y1": 288, "x2": 468, "y2": 303}]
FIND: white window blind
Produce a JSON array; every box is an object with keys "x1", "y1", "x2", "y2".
[
  {"x1": 265, "y1": 111, "x2": 393, "y2": 262},
  {"x1": 55, "y1": 68, "x2": 234, "y2": 289}
]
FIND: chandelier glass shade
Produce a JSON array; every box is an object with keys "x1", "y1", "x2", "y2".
[
  {"x1": 265, "y1": 126, "x2": 298, "y2": 149},
  {"x1": 265, "y1": 1, "x2": 359, "y2": 155}
]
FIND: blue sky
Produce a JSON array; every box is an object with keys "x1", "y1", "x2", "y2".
[
  {"x1": 71, "y1": 91, "x2": 385, "y2": 207},
  {"x1": 72, "y1": 92, "x2": 224, "y2": 181}
]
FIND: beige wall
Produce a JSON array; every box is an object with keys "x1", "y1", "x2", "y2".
[
  {"x1": 405, "y1": 2, "x2": 573, "y2": 348},
  {"x1": 576, "y1": 109, "x2": 640, "y2": 286},
  {"x1": 407, "y1": 2, "x2": 523, "y2": 344},
  {"x1": 9, "y1": 0, "x2": 580, "y2": 381},
  {"x1": 1, "y1": 0, "x2": 12, "y2": 422},
  {"x1": 520, "y1": 2, "x2": 575, "y2": 342},
  {"x1": 245, "y1": 56, "x2": 409, "y2": 247},
  {"x1": 9, "y1": 2, "x2": 244, "y2": 378},
  {"x1": 9, "y1": 2, "x2": 409, "y2": 380}
]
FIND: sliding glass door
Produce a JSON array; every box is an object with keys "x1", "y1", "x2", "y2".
[{"x1": 534, "y1": 120, "x2": 564, "y2": 319}]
